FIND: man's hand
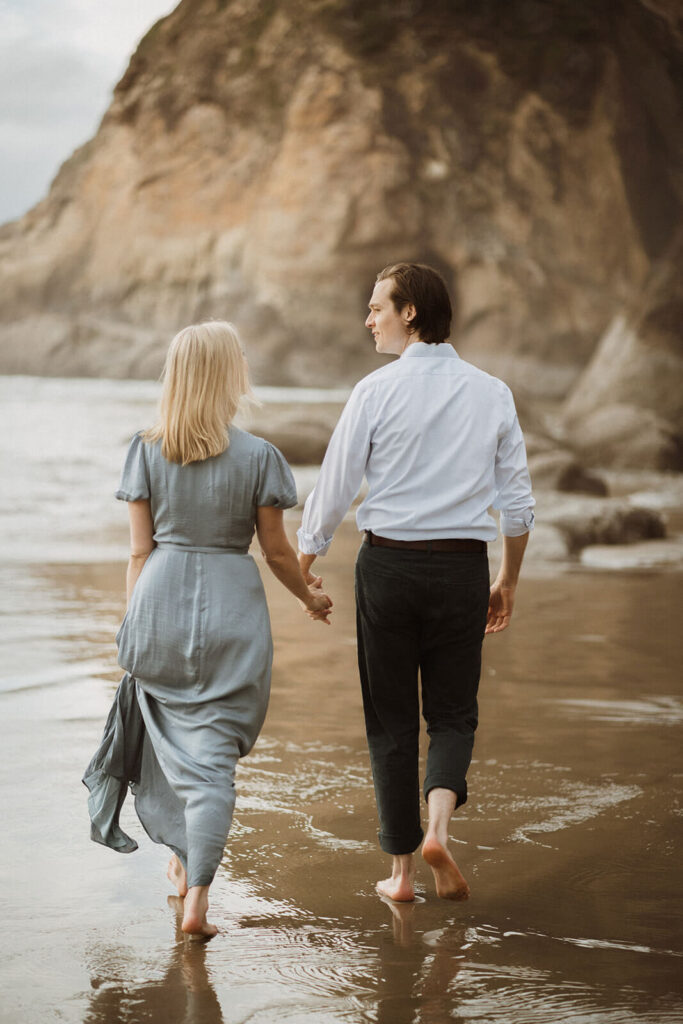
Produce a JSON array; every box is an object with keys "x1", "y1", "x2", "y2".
[
  {"x1": 486, "y1": 532, "x2": 529, "y2": 634},
  {"x1": 485, "y1": 580, "x2": 516, "y2": 634},
  {"x1": 298, "y1": 551, "x2": 318, "y2": 586},
  {"x1": 299, "y1": 582, "x2": 333, "y2": 624}
]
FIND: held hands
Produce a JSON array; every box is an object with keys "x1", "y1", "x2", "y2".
[
  {"x1": 301, "y1": 575, "x2": 333, "y2": 625},
  {"x1": 297, "y1": 552, "x2": 332, "y2": 623},
  {"x1": 485, "y1": 579, "x2": 516, "y2": 634}
]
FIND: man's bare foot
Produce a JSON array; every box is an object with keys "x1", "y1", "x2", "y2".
[
  {"x1": 421, "y1": 837, "x2": 470, "y2": 900},
  {"x1": 167, "y1": 855, "x2": 188, "y2": 898},
  {"x1": 376, "y1": 876, "x2": 415, "y2": 901},
  {"x1": 376, "y1": 853, "x2": 416, "y2": 902},
  {"x1": 182, "y1": 885, "x2": 218, "y2": 939}
]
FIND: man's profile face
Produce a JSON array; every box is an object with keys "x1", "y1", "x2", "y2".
[{"x1": 365, "y1": 278, "x2": 412, "y2": 356}]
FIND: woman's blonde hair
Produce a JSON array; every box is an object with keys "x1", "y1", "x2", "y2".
[{"x1": 144, "y1": 321, "x2": 255, "y2": 465}]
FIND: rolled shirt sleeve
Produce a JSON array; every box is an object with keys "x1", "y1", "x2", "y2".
[
  {"x1": 297, "y1": 385, "x2": 372, "y2": 555},
  {"x1": 493, "y1": 389, "x2": 535, "y2": 537}
]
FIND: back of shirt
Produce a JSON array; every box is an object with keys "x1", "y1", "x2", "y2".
[{"x1": 298, "y1": 342, "x2": 535, "y2": 555}]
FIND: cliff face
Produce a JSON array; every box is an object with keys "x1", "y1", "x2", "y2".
[{"x1": 0, "y1": 0, "x2": 681, "y2": 460}]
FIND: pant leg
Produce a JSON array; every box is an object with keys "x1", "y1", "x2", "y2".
[
  {"x1": 419, "y1": 552, "x2": 490, "y2": 807},
  {"x1": 355, "y1": 543, "x2": 424, "y2": 855}
]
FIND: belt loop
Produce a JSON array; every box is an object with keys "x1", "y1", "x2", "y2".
[
  {"x1": 426, "y1": 539, "x2": 432, "y2": 554},
  {"x1": 366, "y1": 530, "x2": 374, "y2": 547}
]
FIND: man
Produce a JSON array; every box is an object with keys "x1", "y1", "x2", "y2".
[{"x1": 297, "y1": 263, "x2": 534, "y2": 902}]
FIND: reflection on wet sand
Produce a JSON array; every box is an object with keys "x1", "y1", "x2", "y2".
[
  {"x1": 86, "y1": 900, "x2": 224, "y2": 1024},
  {"x1": 375, "y1": 900, "x2": 467, "y2": 1024}
]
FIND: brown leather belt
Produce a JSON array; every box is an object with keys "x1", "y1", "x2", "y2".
[{"x1": 364, "y1": 531, "x2": 486, "y2": 553}]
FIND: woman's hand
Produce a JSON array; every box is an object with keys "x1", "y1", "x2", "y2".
[
  {"x1": 300, "y1": 579, "x2": 333, "y2": 624},
  {"x1": 256, "y1": 506, "x2": 333, "y2": 623}
]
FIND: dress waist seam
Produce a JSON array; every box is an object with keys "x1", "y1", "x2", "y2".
[{"x1": 155, "y1": 542, "x2": 249, "y2": 555}]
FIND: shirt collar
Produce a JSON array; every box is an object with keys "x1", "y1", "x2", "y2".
[{"x1": 400, "y1": 341, "x2": 459, "y2": 359}]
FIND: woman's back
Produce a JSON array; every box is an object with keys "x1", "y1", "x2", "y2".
[{"x1": 116, "y1": 427, "x2": 297, "y2": 552}]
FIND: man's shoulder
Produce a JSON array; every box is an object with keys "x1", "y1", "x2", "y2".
[
  {"x1": 350, "y1": 353, "x2": 513, "y2": 402},
  {"x1": 350, "y1": 359, "x2": 402, "y2": 397},
  {"x1": 455, "y1": 356, "x2": 513, "y2": 397}
]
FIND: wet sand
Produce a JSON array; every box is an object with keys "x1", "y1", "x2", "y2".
[
  {"x1": 0, "y1": 521, "x2": 681, "y2": 1024},
  {"x1": 1, "y1": 375, "x2": 682, "y2": 1023}
]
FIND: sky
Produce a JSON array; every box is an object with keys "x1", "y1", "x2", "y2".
[{"x1": 0, "y1": 0, "x2": 177, "y2": 225}]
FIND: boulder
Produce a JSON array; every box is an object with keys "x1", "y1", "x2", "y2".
[
  {"x1": 568, "y1": 403, "x2": 683, "y2": 472},
  {"x1": 563, "y1": 227, "x2": 683, "y2": 469},
  {"x1": 542, "y1": 495, "x2": 666, "y2": 553},
  {"x1": 236, "y1": 402, "x2": 343, "y2": 464},
  {"x1": 527, "y1": 449, "x2": 608, "y2": 495}
]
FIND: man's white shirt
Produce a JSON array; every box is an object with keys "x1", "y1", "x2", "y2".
[{"x1": 297, "y1": 342, "x2": 535, "y2": 556}]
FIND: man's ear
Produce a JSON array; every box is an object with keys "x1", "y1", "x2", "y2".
[{"x1": 404, "y1": 304, "x2": 417, "y2": 326}]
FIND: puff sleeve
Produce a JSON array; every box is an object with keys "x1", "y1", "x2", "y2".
[
  {"x1": 255, "y1": 441, "x2": 298, "y2": 509},
  {"x1": 115, "y1": 433, "x2": 151, "y2": 502}
]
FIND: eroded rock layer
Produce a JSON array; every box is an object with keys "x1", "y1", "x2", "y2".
[{"x1": 0, "y1": 0, "x2": 681, "y2": 465}]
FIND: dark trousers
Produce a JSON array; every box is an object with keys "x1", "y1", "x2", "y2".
[{"x1": 355, "y1": 541, "x2": 490, "y2": 855}]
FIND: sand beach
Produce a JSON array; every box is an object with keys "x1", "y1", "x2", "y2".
[{"x1": 0, "y1": 376, "x2": 681, "y2": 1023}]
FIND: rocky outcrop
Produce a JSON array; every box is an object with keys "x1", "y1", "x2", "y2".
[
  {"x1": 0, "y1": 0, "x2": 681, "y2": 434},
  {"x1": 542, "y1": 495, "x2": 666, "y2": 553},
  {"x1": 565, "y1": 403, "x2": 682, "y2": 472},
  {"x1": 237, "y1": 400, "x2": 345, "y2": 465},
  {"x1": 562, "y1": 226, "x2": 683, "y2": 469},
  {"x1": 527, "y1": 450, "x2": 608, "y2": 495}
]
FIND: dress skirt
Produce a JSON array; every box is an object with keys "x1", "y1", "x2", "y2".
[{"x1": 83, "y1": 548, "x2": 273, "y2": 888}]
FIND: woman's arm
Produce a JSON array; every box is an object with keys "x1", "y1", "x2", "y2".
[
  {"x1": 256, "y1": 506, "x2": 332, "y2": 623},
  {"x1": 126, "y1": 499, "x2": 155, "y2": 604}
]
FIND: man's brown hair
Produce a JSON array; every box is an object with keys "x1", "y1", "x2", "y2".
[{"x1": 376, "y1": 262, "x2": 452, "y2": 345}]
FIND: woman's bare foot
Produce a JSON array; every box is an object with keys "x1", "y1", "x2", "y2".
[
  {"x1": 421, "y1": 836, "x2": 470, "y2": 900},
  {"x1": 376, "y1": 853, "x2": 416, "y2": 902},
  {"x1": 182, "y1": 885, "x2": 218, "y2": 939},
  {"x1": 167, "y1": 855, "x2": 188, "y2": 898}
]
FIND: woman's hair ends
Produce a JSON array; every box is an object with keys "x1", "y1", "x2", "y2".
[{"x1": 144, "y1": 321, "x2": 254, "y2": 465}]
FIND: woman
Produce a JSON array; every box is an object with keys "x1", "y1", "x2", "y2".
[{"x1": 83, "y1": 321, "x2": 331, "y2": 938}]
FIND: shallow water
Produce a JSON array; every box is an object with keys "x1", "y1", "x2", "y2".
[{"x1": 0, "y1": 377, "x2": 681, "y2": 1024}]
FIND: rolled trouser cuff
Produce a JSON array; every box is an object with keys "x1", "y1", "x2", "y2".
[
  {"x1": 377, "y1": 826, "x2": 425, "y2": 856},
  {"x1": 424, "y1": 778, "x2": 468, "y2": 809}
]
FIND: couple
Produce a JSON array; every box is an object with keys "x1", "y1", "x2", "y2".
[{"x1": 84, "y1": 262, "x2": 534, "y2": 939}]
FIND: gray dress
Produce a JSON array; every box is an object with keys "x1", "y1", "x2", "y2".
[{"x1": 83, "y1": 427, "x2": 297, "y2": 887}]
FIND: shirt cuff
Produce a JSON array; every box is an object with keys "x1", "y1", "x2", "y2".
[
  {"x1": 296, "y1": 526, "x2": 332, "y2": 556},
  {"x1": 500, "y1": 508, "x2": 535, "y2": 537}
]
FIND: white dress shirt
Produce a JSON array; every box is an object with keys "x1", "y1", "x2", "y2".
[{"x1": 297, "y1": 342, "x2": 535, "y2": 555}]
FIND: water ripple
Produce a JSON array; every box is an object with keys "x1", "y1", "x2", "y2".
[
  {"x1": 211, "y1": 922, "x2": 377, "y2": 1000},
  {"x1": 453, "y1": 962, "x2": 682, "y2": 1024},
  {"x1": 555, "y1": 697, "x2": 683, "y2": 726},
  {"x1": 510, "y1": 780, "x2": 642, "y2": 844}
]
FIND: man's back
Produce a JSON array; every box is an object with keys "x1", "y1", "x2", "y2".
[
  {"x1": 298, "y1": 341, "x2": 534, "y2": 551},
  {"x1": 354, "y1": 342, "x2": 527, "y2": 540}
]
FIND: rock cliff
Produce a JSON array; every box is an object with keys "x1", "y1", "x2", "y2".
[{"x1": 0, "y1": 0, "x2": 681, "y2": 466}]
